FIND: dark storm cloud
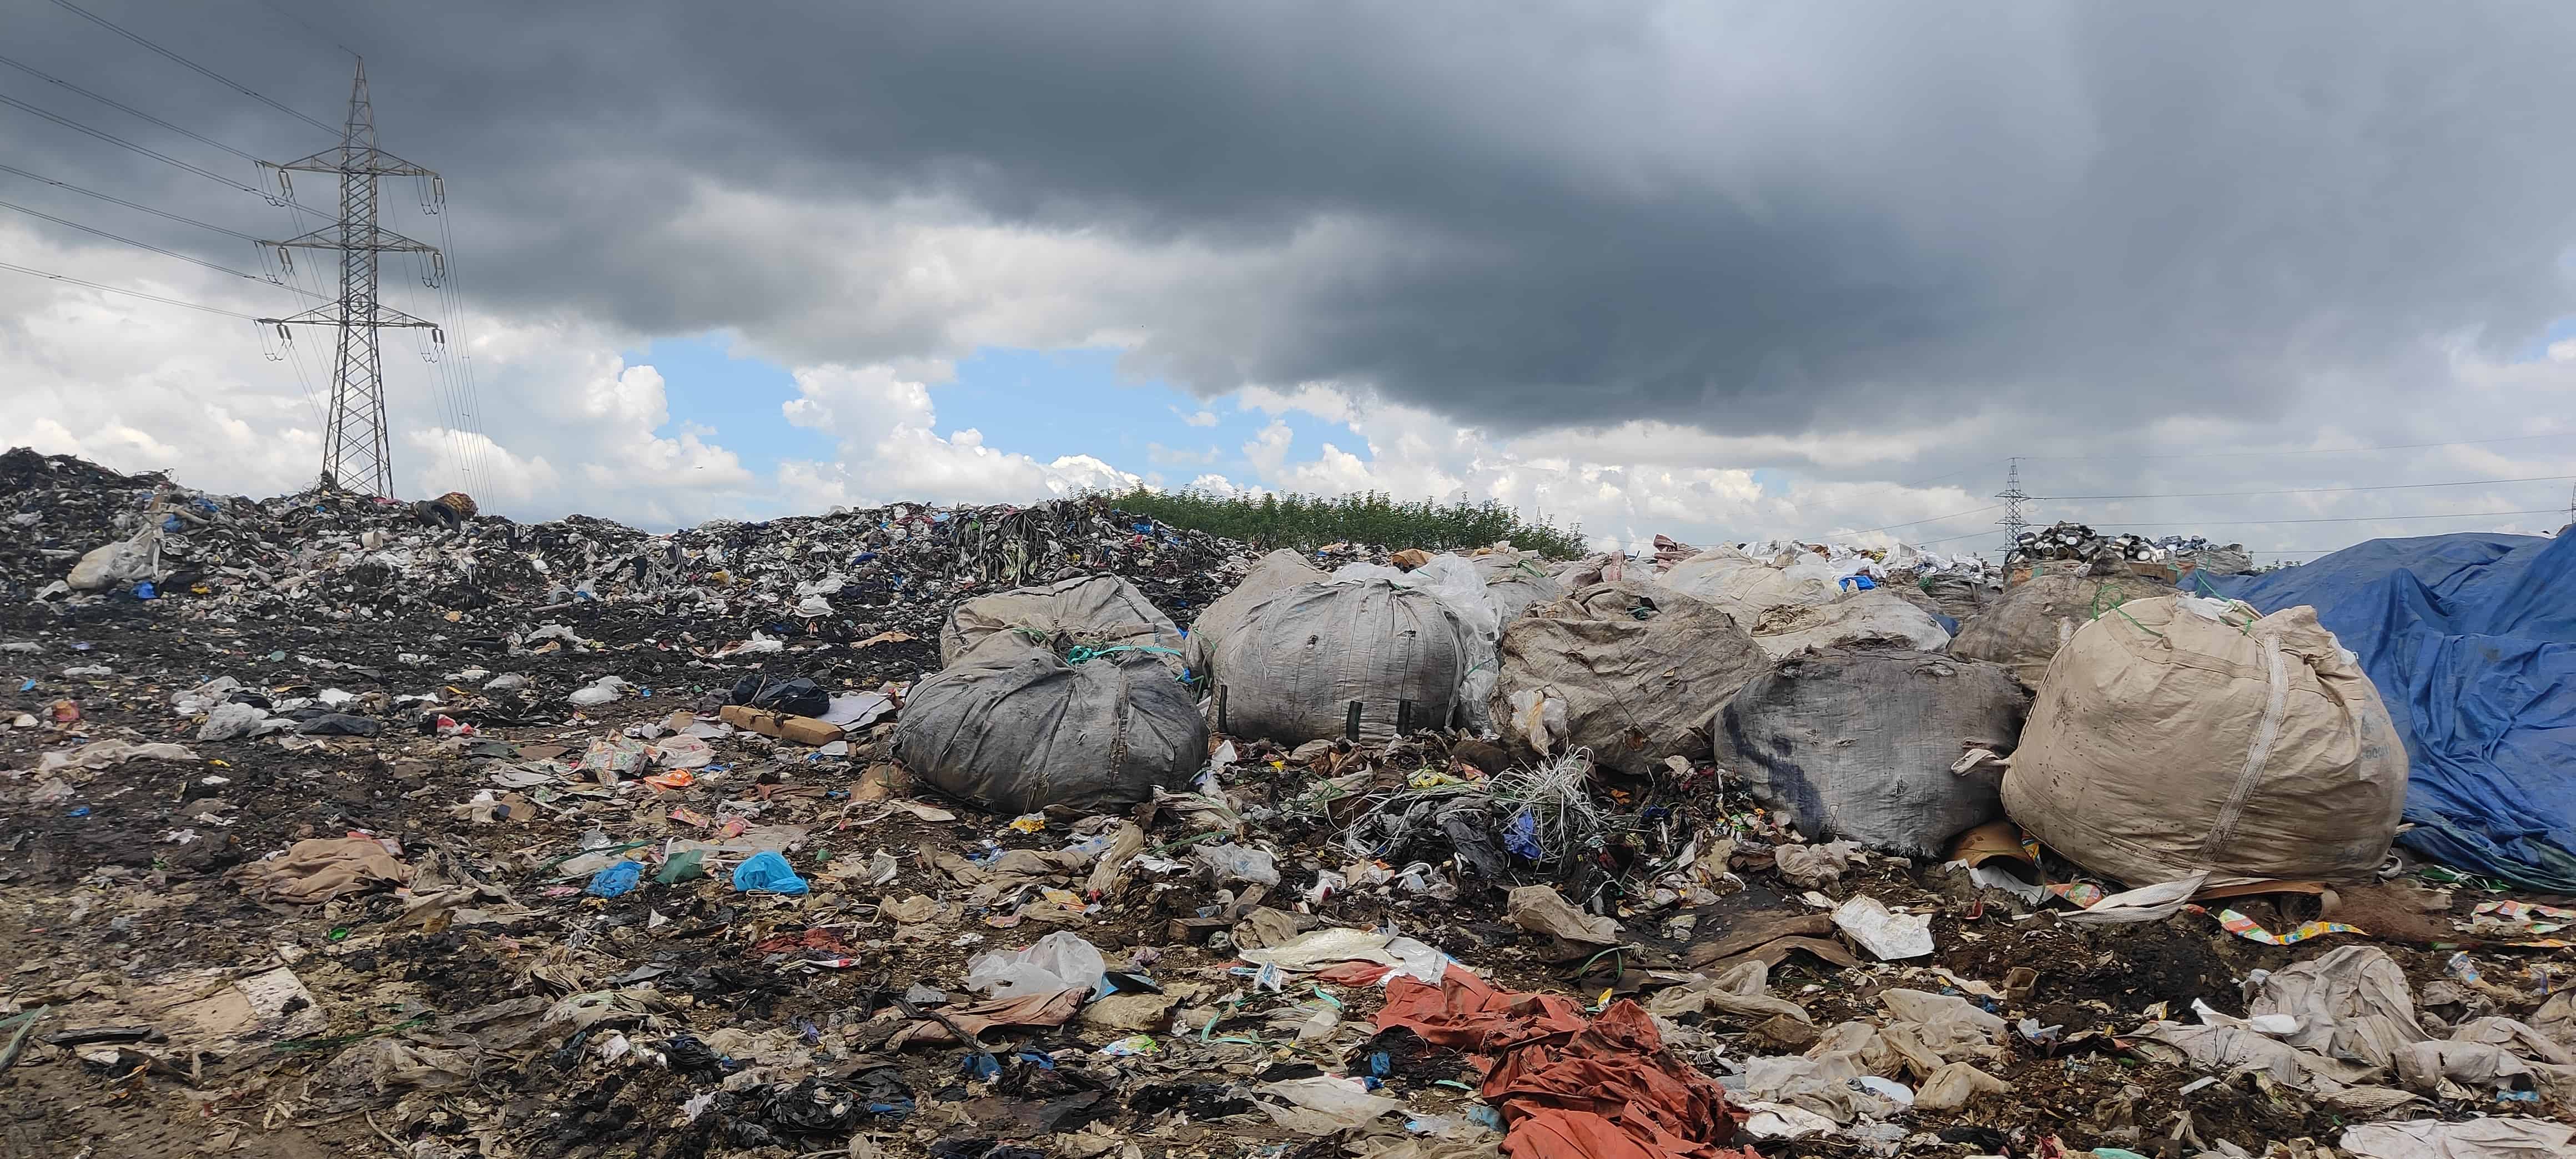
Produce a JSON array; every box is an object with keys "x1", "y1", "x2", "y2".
[{"x1": 6, "y1": 1, "x2": 2574, "y2": 442}]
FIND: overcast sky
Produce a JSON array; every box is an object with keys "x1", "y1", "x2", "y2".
[{"x1": 5, "y1": 1, "x2": 2574, "y2": 559}]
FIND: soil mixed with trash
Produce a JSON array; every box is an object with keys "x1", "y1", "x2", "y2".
[{"x1": 3, "y1": 448, "x2": 2570, "y2": 1159}]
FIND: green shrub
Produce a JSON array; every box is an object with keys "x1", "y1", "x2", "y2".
[{"x1": 1105, "y1": 486, "x2": 1588, "y2": 558}]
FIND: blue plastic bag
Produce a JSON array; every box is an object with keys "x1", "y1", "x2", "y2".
[
  {"x1": 1504, "y1": 810, "x2": 1543, "y2": 860},
  {"x1": 584, "y1": 860, "x2": 642, "y2": 898},
  {"x1": 732, "y1": 850, "x2": 809, "y2": 895},
  {"x1": 133, "y1": 581, "x2": 157, "y2": 600},
  {"x1": 1838, "y1": 575, "x2": 1876, "y2": 591}
]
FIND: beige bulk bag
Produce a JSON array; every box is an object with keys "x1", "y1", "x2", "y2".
[
  {"x1": 2001, "y1": 595, "x2": 2406, "y2": 885},
  {"x1": 940, "y1": 575, "x2": 1183, "y2": 671},
  {"x1": 1950, "y1": 575, "x2": 2173, "y2": 687},
  {"x1": 1747, "y1": 588, "x2": 1953, "y2": 657}
]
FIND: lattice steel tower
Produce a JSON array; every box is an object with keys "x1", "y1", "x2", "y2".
[
  {"x1": 1996, "y1": 457, "x2": 2029, "y2": 561},
  {"x1": 256, "y1": 59, "x2": 441, "y2": 497}
]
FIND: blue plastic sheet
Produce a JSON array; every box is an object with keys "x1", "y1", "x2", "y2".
[
  {"x1": 1504, "y1": 810, "x2": 1543, "y2": 860},
  {"x1": 2200, "y1": 533, "x2": 2576, "y2": 890},
  {"x1": 732, "y1": 849, "x2": 811, "y2": 895},
  {"x1": 584, "y1": 860, "x2": 642, "y2": 898}
]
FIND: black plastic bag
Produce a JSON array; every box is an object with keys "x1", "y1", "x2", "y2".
[{"x1": 728, "y1": 674, "x2": 829, "y2": 718}]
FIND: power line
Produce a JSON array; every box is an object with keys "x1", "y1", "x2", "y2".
[
  {"x1": 2034, "y1": 474, "x2": 2576, "y2": 501},
  {"x1": 425, "y1": 182, "x2": 491, "y2": 491},
  {"x1": 1888, "y1": 461, "x2": 1992, "y2": 491},
  {"x1": 0, "y1": 51, "x2": 264, "y2": 164},
  {"x1": 48, "y1": 0, "x2": 336, "y2": 134},
  {"x1": 246, "y1": 0, "x2": 360, "y2": 60},
  {"x1": 0, "y1": 258, "x2": 257, "y2": 318},
  {"x1": 0, "y1": 90, "x2": 269, "y2": 196},
  {"x1": 2015, "y1": 430, "x2": 2576, "y2": 463},
  {"x1": 0, "y1": 194, "x2": 320, "y2": 295},
  {"x1": 0, "y1": 162, "x2": 261, "y2": 240},
  {"x1": 1837, "y1": 502, "x2": 2001, "y2": 536},
  {"x1": 2084, "y1": 508, "x2": 2567, "y2": 528}
]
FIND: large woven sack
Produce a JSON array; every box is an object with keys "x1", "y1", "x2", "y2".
[
  {"x1": 1659, "y1": 547, "x2": 1838, "y2": 623},
  {"x1": 1950, "y1": 575, "x2": 2172, "y2": 687},
  {"x1": 1916, "y1": 573, "x2": 1993, "y2": 622},
  {"x1": 1184, "y1": 550, "x2": 1327, "y2": 677},
  {"x1": 1748, "y1": 588, "x2": 1953, "y2": 657},
  {"x1": 940, "y1": 575, "x2": 1182, "y2": 672},
  {"x1": 1332, "y1": 555, "x2": 1513, "y2": 731},
  {"x1": 1471, "y1": 551, "x2": 1564, "y2": 626},
  {"x1": 894, "y1": 648, "x2": 1208, "y2": 815},
  {"x1": 2001, "y1": 596, "x2": 2406, "y2": 885},
  {"x1": 67, "y1": 525, "x2": 160, "y2": 591},
  {"x1": 1721, "y1": 648, "x2": 2029, "y2": 857},
  {"x1": 1210, "y1": 580, "x2": 1476, "y2": 742},
  {"x1": 1490, "y1": 582, "x2": 1767, "y2": 773}
]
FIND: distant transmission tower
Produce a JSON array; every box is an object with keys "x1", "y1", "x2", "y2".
[
  {"x1": 255, "y1": 59, "x2": 441, "y2": 497},
  {"x1": 1995, "y1": 457, "x2": 2030, "y2": 561}
]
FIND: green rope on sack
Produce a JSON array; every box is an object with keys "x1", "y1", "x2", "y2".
[
  {"x1": 2089, "y1": 581, "x2": 2164, "y2": 639},
  {"x1": 2111, "y1": 604, "x2": 2166, "y2": 639},
  {"x1": 1063, "y1": 643, "x2": 1184, "y2": 664}
]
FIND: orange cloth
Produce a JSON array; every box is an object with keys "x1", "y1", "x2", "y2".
[{"x1": 1378, "y1": 975, "x2": 1754, "y2": 1159}]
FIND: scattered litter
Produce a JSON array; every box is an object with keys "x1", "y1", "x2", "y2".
[
  {"x1": 732, "y1": 850, "x2": 809, "y2": 895},
  {"x1": 1832, "y1": 895, "x2": 1934, "y2": 959}
]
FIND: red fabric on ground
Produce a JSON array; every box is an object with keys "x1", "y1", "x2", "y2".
[
  {"x1": 1314, "y1": 961, "x2": 1397, "y2": 987},
  {"x1": 1377, "y1": 972, "x2": 1581, "y2": 1052},
  {"x1": 1377, "y1": 975, "x2": 1754, "y2": 1159}
]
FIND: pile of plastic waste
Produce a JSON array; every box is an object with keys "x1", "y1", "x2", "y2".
[{"x1": 2, "y1": 447, "x2": 2564, "y2": 1159}]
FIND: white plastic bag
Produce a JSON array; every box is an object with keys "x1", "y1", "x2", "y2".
[
  {"x1": 172, "y1": 676, "x2": 244, "y2": 716},
  {"x1": 198, "y1": 701, "x2": 281, "y2": 742},
  {"x1": 1255, "y1": 1076, "x2": 1402, "y2": 1134},
  {"x1": 1195, "y1": 842, "x2": 1280, "y2": 889},
  {"x1": 567, "y1": 676, "x2": 628, "y2": 707},
  {"x1": 963, "y1": 930, "x2": 1106, "y2": 998}
]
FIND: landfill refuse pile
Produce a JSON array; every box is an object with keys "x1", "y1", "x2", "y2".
[
  {"x1": 2012, "y1": 522, "x2": 2253, "y2": 577},
  {"x1": 4, "y1": 448, "x2": 2572, "y2": 1159}
]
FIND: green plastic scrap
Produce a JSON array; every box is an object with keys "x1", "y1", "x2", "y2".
[
  {"x1": 1064, "y1": 643, "x2": 1183, "y2": 665},
  {"x1": 655, "y1": 849, "x2": 706, "y2": 884}
]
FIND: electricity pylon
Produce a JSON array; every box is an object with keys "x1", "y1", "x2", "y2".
[{"x1": 256, "y1": 59, "x2": 441, "y2": 497}]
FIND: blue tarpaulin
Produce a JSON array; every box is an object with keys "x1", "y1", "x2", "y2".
[{"x1": 2199, "y1": 533, "x2": 2576, "y2": 890}]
